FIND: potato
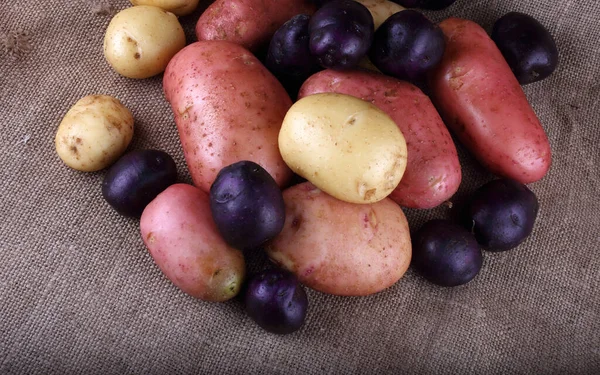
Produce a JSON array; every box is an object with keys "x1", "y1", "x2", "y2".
[
  {"x1": 355, "y1": 0, "x2": 405, "y2": 30},
  {"x1": 130, "y1": 0, "x2": 199, "y2": 16},
  {"x1": 140, "y1": 184, "x2": 246, "y2": 302},
  {"x1": 266, "y1": 182, "x2": 412, "y2": 296},
  {"x1": 278, "y1": 93, "x2": 407, "y2": 204},
  {"x1": 428, "y1": 18, "x2": 551, "y2": 183},
  {"x1": 163, "y1": 41, "x2": 293, "y2": 192},
  {"x1": 103, "y1": 6, "x2": 186, "y2": 79},
  {"x1": 195, "y1": 0, "x2": 316, "y2": 52},
  {"x1": 299, "y1": 69, "x2": 461, "y2": 209},
  {"x1": 55, "y1": 95, "x2": 133, "y2": 172}
]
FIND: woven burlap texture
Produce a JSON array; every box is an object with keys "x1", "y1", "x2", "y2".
[{"x1": 1, "y1": 0, "x2": 599, "y2": 373}]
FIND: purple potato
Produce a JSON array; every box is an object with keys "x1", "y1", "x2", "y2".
[
  {"x1": 245, "y1": 268, "x2": 308, "y2": 334},
  {"x1": 412, "y1": 219, "x2": 483, "y2": 287},
  {"x1": 309, "y1": 0, "x2": 374, "y2": 69},
  {"x1": 391, "y1": 0, "x2": 457, "y2": 10},
  {"x1": 464, "y1": 179, "x2": 539, "y2": 251},
  {"x1": 369, "y1": 10, "x2": 445, "y2": 83},
  {"x1": 492, "y1": 12, "x2": 559, "y2": 85},
  {"x1": 265, "y1": 14, "x2": 322, "y2": 99},
  {"x1": 102, "y1": 149, "x2": 177, "y2": 218},
  {"x1": 209, "y1": 161, "x2": 285, "y2": 251}
]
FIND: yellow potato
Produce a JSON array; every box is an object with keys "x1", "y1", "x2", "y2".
[
  {"x1": 103, "y1": 6, "x2": 186, "y2": 79},
  {"x1": 278, "y1": 93, "x2": 407, "y2": 204},
  {"x1": 266, "y1": 182, "x2": 412, "y2": 296},
  {"x1": 55, "y1": 95, "x2": 133, "y2": 172},
  {"x1": 355, "y1": 0, "x2": 405, "y2": 30},
  {"x1": 130, "y1": 0, "x2": 199, "y2": 16}
]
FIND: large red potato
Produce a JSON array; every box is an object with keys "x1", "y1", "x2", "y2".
[
  {"x1": 266, "y1": 182, "x2": 412, "y2": 296},
  {"x1": 163, "y1": 41, "x2": 293, "y2": 192},
  {"x1": 428, "y1": 18, "x2": 551, "y2": 183},
  {"x1": 299, "y1": 69, "x2": 461, "y2": 209},
  {"x1": 140, "y1": 184, "x2": 246, "y2": 302},
  {"x1": 195, "y1": 0, "x2": 315, "y2": 52}
]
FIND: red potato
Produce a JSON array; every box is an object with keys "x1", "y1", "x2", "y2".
[
  {"x1": 163, "y1": 41, "x2": 293, "y2": 192},
  {"x1": 195, "y1": 0, "x2": 316, "y2": 52},
  {"x1": 428, "y1": 18, "x2": 551, "y2": 183},
  {"x1": 299, "y1": 69, "x2": 461, "y2": 209},
  {"x1": 266, "y1": 182, "x2": 412, "y2": 296},
  {"x1": 140, "y1": 184, "x2": 246, "y2": 302}
]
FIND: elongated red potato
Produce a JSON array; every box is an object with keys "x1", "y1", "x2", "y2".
[
  {"x1": 428, "y1": 18, "x2": 551, "y2": 183},
  {"x1": 196, "y1": 0, "x2": 315, "y2": 52},
  {"x1": 163, "y1": 41, "x2": 293, "y2": 192},
  {"x1": 266, "y1": 182, "x2": 412, "y2": 296},
  {"x1": 299, "y1": 69, "x2": 461, "y2": 209},
  {"x1": 140, "y1": 184, "x2": 246, "y2": 302}
]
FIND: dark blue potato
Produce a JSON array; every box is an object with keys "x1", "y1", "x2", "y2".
[
  {"x1": 210, "y1": 161, "x2": 285, "y2": 251},
  {"x1": 265, "y1": 14, "x2": 322, "y2": 99},
  {"x1": 492, "y1": 12, "x2": 559, "y2": 85},
  {"x1": 102, "y1": 149, "x2": 177, "y2": 218},
  {"x1": 309, "y1": 0, "x2": 374, "y2": 69},
  {"x1": 463, "y1": 179, "x2": 539, "y2": 251},
  {"x1": 369, "y1": 10, "x2": 445, "y2": 83},
  {"x1": 391, "y1": 0, "x2": 457, "y2": 10},
  {"x1": 412, "y1": 219, "x2": 482, "y2": 287},
  {"x1": 245, "y1": 268, "x2": 308, "y2": 334}
]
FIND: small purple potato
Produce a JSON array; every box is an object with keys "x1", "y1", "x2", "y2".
[
  {"x1": 391, "y1": 0, "x2": 456, "y2": 10},
  {"x1": 210, "y1": 161, "x2": 285, "y2": 251},
  {"x1": 309, "y1": 0, "x2": 374, "y2": 69},
  {"x1": 492, "y1": 12, "x2": 559, "y2": 85},
  {"x1": 55, "y1": 95, "x2": 134, "y2": 172},
  {"x1": 463, "y1": 179, "x2": 539, "y2": 252},
  {"x1": 412, "y1": 219, "x2": 482, "y2": 287},
  {"x1": 245, "y1": 268, "x2": 308, "y2": 334},
  {"x1": 369, "y1": 10, "x2": 445, "y2": 83},
  {"x1": 265, "y1": 14, "x2": 322, "y2": 99},
  {"x1": 102, "y1": 150, "x2": 177, "y2": 218}
]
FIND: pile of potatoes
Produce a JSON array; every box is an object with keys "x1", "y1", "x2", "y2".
[{"x1": 55, "y1": 0, "x2": 555, "y2": 332}]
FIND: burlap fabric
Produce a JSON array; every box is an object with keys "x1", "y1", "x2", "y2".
[{"x1": 1, "y1": 0, "x2": 598, "y2": 373}]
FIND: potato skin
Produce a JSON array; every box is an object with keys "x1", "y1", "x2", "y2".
[
  {"x1": 355, "y1": 0, "x2": 405, "y2": 30},
  {"x1": 55, "y1": 95, "x2": 133, "y2": 172},
  {"x1": 299, "y1": 70, "x2": 460, "y2": 209},
  {"x1": 195, "y1": 0, "x2": 316, "y2": 52},
  {"x1": 428, "y1": 18, "x2": 551, "y2": 183},
  {"x1": 104, "y1": 6, "x2": 186, "y2": 79},
  {"x1": 279, "y1": 93, "x2": 407, "y2": 204},
  {"x1": 163, "y1": 41, "x2": 293, "y2": 192},
  {"x1": 140, "y1": 184, "x2": 246, "y2": 302},
  {"x1": 130, "y1": 0, "x2": 199, "y2": 16},
  {"x1": 266, "y1": 182, "x2": 412, "y2": 296}
]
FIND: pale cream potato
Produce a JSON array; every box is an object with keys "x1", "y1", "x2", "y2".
[
  {"x1": 278, "y1": 93, "x2": 408, "y2": 204},
  {"x1": 55, "y1": 95, "x2": 133, "y2": 172},
  {"x1": 104, "y1": 6, "x2": 186, "y2": 79}
]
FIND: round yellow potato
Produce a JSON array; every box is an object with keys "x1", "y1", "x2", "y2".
[
  {"x1": 103, "y1": 6, "x2": 186, "y2": 79},
  {"x1": 355, "y1": 0, "x2": 405, "y2": 30},
  {"x1": 55, "y1": 95, "x2": 134, "y2": 172},
  {"x1": 266, "y1": 182, "x2": 412, "y2": 296},
  {"x1": 130, "y1": 0, "x2": 199, "y2": 16},
  {"x1": 278, "y1": 93, "x2": 408, "y2": 204}
]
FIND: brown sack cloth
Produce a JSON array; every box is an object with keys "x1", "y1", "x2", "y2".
[{"x1": 1, "y1": 0, "x2": 599, "y2": 373}]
